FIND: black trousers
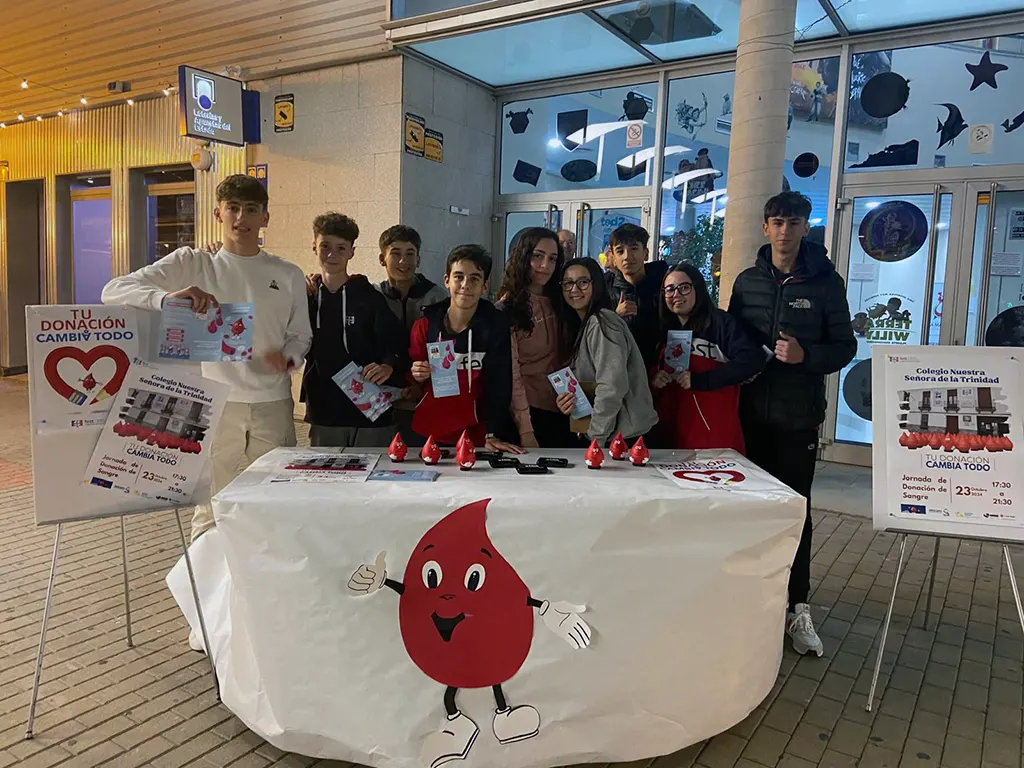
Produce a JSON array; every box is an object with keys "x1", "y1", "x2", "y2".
[
  {"x1": 529, "y1": 407, "x2": 574, "y2": 449},
  {"x1": 742, "y1": 424, "x2": 819, "y2": 610}
]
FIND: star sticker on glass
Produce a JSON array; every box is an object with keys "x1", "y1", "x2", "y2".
[{"x1": 965, "y1": 51, "x2": 1007, "y2": 91}]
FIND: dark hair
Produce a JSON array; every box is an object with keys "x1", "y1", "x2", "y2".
[
  {"x1": 560, "y1": 257, "x2": 614, "y2": 364},
  {"x1": 608, "y1": 223, "x2": 650, "y2": 251},
  {"x1": 216, "y1": 174, "x2": 269, "y2": 208},
  {"x1": 312, "y1": 212, "x2": 359, "y2": 243},
  {"x1": 446, "y1": 244, "x2": 492, "y2": 280},
  {"x1": 497, "y1": 227, "x2": 564, "y2": 333},
  {"x1": 380, "y1": 225, "x2": 422, "y2": 254},
  {"x1": 659, "y1": 263, "x2": 713, "y2": 336},
  {"x1": 763, "y1": 191, "x2": 812, "y2": 222}
]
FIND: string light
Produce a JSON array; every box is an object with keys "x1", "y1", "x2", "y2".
[
  {"x1": 0, "y1": 123, "x2": 6, "y2": 129},
  {"x1": 162, "y1": 86, "x2": 171, "y2": 96},
  {"x1": 17, "y1": 113, "x2": 24, "y2": 121},
  {"x1": 126, "y1": 98, "x2": 134, "y2": 106},
  {"x1": 57, "y1": 109, "x2": 63, "y2": 117},
  {"x1": 35, "y1": 115, "x2": 41, "y2": 121},
  {"x1": 80, "y1": 96, "x2": 87, "y2": 105},
  {"x1": 20, "y1": 79, "x2": 28, "y2": 89}
]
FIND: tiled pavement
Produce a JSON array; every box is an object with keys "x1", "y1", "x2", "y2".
[{"x1": 1, "y1": 373, "x2": 1022, "y2": 768}]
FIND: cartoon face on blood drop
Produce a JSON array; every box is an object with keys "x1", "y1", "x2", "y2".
[{"x1": 399, "y1": 499, "x2": 534, "y2": 690}]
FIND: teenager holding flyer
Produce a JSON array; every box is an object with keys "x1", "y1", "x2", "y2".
[
  {"x1": 496, "y1": 227, "x2": 572, "y2": 448},
  {"x1": 299, "y1": 212, "x2": 408, "y2": 448},
  {"x1": 556, "y1": 257, "x2": 657, "y2": 446},
  {"x1": 408, "y1": 245, "x2": 523, "y2": 453},
  {"x1": 101, "y1": 174, "x2": 311, "y2": 543},
  {"x1": 651, "y1": 265, "x2": 764, "y2": 453}
]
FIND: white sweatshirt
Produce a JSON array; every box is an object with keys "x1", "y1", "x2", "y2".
[{"x1": 101, "y1": 247, "x2": 312, "y2": 403}]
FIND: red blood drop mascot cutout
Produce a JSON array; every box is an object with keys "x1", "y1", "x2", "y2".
[{"x1": 347, "y1": 499, "x2": 592, "y2": 768}]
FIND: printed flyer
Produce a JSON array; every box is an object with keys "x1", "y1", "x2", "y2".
[
  {"x1": 332, "y1": 362, "x2": 400, "y2": 422},
  {"x1": 547, "y1": 366, "x2": 593, "y2": 419},
  {"x1": 651, "y1": 456, "x2": 782, "y2": 493},
  {"x1": 261, "y1": 452, "x2": 379, "y2": 483},
  {"x1": 83, "y1": 359, "x2": 229, "y2": 505},
  {"x1": 875, "y1": 347, "x2": 1022, "y2": 536},
  {"x1": 158, "y1": 299, "x2": 254, "y2": 362}
]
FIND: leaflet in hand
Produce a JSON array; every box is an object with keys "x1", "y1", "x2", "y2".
[
  {"x1": 665, "y1": 330, "x2": 693, "y2": 373},
  {"x1": 332, "y1": 362, "x2": 398, "y2": 422},
  {"x1": 158, "y1": 299, "x2": 255, "y2": 362},
  {"x1": 547, "y1": 366, "x2": 593, "y2": 419},
  {"x1": 428, "y1": 340, "x2": 460, "y2": 399}
]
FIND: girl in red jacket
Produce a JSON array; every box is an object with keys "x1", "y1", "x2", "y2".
[{"x1": 651, "y1": 265, "x2": 765, "y2": 453}]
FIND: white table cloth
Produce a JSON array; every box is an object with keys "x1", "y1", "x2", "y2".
[{"x1": 168, "y1": 447, "x2": 804, "y2": 768}]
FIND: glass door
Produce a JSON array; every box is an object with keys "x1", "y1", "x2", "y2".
[
  {"x1": 70, "y1": 184, "x2": 113, "y2": 305},
  {"x1": 952, "y1": 180, "x2": 1024, "y2": 348},
  {"x1": 568, "y1": 198, "x2": 651, "y2": 266},
  {"x1": 823, "y1": 183, "x2": 964, "y2": 466}
]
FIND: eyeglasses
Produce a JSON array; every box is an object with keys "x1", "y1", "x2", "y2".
[
  {"x1": 561, "y1": 278, "x2": 592, "y2": 292},
  {"x1": 664, "y1": 283, "x2": 694, "y2": 297}
]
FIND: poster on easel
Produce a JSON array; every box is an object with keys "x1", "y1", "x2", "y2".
[
  {"x1": 872, "y1": 345, "x2": 1024, "y2": 543},
  {"x1": 83, "y1": 360, "x2": 229, "y2": 505},
  {"x1": 27, "y1": 304, "x2": 206, "y2": 524}
]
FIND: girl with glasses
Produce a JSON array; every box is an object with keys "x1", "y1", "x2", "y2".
[
  {"x1": 556, "y1": 257, "x2": 658, "y2": 446},
  {"x1": 496, "y1": 227, "x2": 573, "y2": 448},
  {"x1": 652, "y1": 264, "x2": 765, "y2": 453}
]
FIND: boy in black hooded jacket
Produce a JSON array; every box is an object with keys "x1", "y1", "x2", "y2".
[{"x1": 299, "y1": 212, "x2": 408, "y2": 447}]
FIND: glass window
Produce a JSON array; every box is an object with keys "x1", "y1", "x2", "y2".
[
  {"x1": 658, "y1": 57, "x2": 838, "y2": 302},
  {"x1": 835, "y1": 193, "x2": 952, "y2": 446},
  {"x1": 500, "y1": 82, "x2": 658, "y2": 194},
  {"x1": 145, "y1": 169, "x2": 196, "y2": 263},
  {"x1": 965, "y1": 188, "x2": 1024, "y2": 347},
  {"x1": 412, "y1": 14, "x2": 650, "y2": 87},
  {"x1": 846, "y1": 36, "x2": 1024, "y2": 173},
  {"x1": 391, "y1": 0, "x2": 483, "y2": 21},
  {"x1": 72, "y1": 196, "x2": 112, "y2": 305},
  {"x1": 595, "y1": 0, "x2": 836, "y2": 61},
  {"x1": 834, "y1": 0, "x2": 1024, "y2": 33}
]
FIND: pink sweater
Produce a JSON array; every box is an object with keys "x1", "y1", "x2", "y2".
[{"x1": 506, "y1": 294, "x2": 561, "y2": 438}]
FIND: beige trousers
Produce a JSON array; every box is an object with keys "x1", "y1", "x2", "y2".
[{"x1": 190, "y1": 399, "x2": 296, "y2": 541}]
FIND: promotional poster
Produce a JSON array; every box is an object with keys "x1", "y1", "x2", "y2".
[
  {"x1": 158, "y1": 299, "x2": 254, "y2": 362},
  {"x1": 83, "y1": 360, "x2": 229, "y2": 505},
  {"x1": 872, "y1": 346, "x2": 1023, "y2": 542}
]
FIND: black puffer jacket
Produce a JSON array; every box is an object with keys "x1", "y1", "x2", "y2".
[{"x1": 728, "y1": 241, "x2": 856, "y2": 431}]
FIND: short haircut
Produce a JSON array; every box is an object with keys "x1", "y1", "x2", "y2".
[
  {"x1": 609, "y1": 223, "x2": 650, "y2": 251},
  {"x1": 312, "y1": 212, "x2": 359, "y2": 243},
  {"x1": 380, "y1": 225, "x2": 422, "y2": 254},
  {"x1": 216, "y1": 174, "x2": 268, "y2": 208},
  {"x1": 446, "y1": 244, "x2": 492, "y2": 280},
  {"x1": 764, "y1": 191, "x2": 812, "y2": 222}
]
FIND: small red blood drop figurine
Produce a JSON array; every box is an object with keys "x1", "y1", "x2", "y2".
[
  {"x1": 609, "y1": 432, "x2": 628, "y2": 460},
  {"x1": 456, "y1": 429, "x2": 469, "y2": 453},
  {"x1": 928, "y1": 433, "x2": 942, "y2": 450},
  {"x1": 629, "y1": 436, "x2": 650, "y2": 466},
  {"x1": 1003, "y1": 435, "x2": 1014, "y2": 451},
  {"x1": 942, "y1": 433, "x2": 955, "y2": 452},
  {"x1": 456, "y1": 434, "x2": 476, "y2": 471},
  {"x1": 985, "y1": 435, "x2": 999, "y2": 452},
  {"x1": 899, "y1": 432, "x2": 911, "y2": 448},
  {"x1": 421, "y1": 435, "x2": 441, "y2": 465},
  {"x1": 584, "y1": 439, "x2": 604, "y2": 469},
  {"x1": 954, "y1": 432, "x2": 970, "y2": 453},
  {"x1": 388, "y1": 433, "x2": 408, "y2": 462}
]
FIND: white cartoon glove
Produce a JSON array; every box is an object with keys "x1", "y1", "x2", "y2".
[
  {"x1": 348, "y1": 551, "x2": 387, "y2": 595},
  {"x1": 539, "y1": 600, "x2": 592, "y2": 649}
]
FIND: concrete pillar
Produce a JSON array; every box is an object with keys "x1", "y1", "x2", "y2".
[{"x1": 718, "y1": 0, "x2": 797, "y2": 307}]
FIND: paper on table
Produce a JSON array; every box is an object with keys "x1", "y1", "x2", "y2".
[
  {"x1": 368, "y1": 469, "x2": 440, "y2": 482},
  {"x1": 261, "y1": 452, "x2": 379, "y2": 483},
  {"x1": 548, "y1": 366, "x2": 594, "y2": 420},
  {"x1": 427, "y1": 340, "x2": 459, "y2": 398},
  {"x1": 664, "y1": 330, "x2": 693, "y2": 373},
  {"x1": 332, "y1": 361, "x2": 398, "y2": 422},
  {"x1": 158, "y1": 299, "x2": 255, "y2": 362}
]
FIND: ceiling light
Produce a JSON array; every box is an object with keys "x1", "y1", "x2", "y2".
[
  {"x1": 80, "y1": 96, "x2": 88, "y2": 105},
  {"x1": 126, "y1": 98, "x2": 134, "y2": 106},
  {"x1": 35, "y1": 115, "x2": 42, "y2": 121},
  {"x1": 87, "y1": 178, "x2": 94, "y2": 184},
  {"x1": 1, "y1": 123, "x2": 6, "y2": 129},
  {"x1": 21, "y1": 79, "x2": 28, "y2": 89},
  {"x1": 163, "y1": 86, "x2": 171, "y2": 96},
  {"x1": 17, "y1": 114, "x2": 24, "y2": 121},
  {"x1": 57, "y1": 109, "x2": 63, "y2": 117}
]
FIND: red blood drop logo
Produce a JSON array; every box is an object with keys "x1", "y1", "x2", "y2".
[
  {"x1": 673, "y1": 469, "x2": 746, "y2": 485},
  {"x1": 399, "y1": 499, "x2": 533, "y2": 689}
]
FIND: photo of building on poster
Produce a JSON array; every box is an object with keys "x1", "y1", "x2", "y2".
[{"x1": 881, "y1": 352, "x2": 1021, "y2": 529}]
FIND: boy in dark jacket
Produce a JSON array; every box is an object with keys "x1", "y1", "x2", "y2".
[
  {"x1": 375, "y1": 225, "x2": 449, "y2": 444},
  {"x1": 300, "y1": 212, "x2": 408, "y2": 447},
  {"x1": 728, "y1": 191, "x2": 856, "y2": 658},
  {"x1": 605, "y1": 223, "x2": 669, "y2": 370},
  {"x1": 408, "y1": 245, "x2": 522, "y2": 453}
]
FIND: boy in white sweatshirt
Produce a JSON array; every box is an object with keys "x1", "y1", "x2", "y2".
[{"x1": 102, "y1": 174, "x2": 312, "y2": 542}]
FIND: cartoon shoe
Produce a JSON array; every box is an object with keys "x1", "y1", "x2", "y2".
[
  {"x1": 422, "y1": 711, "x2": 478, "y2": 768},
  {"x1": 492, "y1": 705, "x2": 540, "y2": 744}
]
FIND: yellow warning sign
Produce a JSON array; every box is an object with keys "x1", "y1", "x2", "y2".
[
  {"x1": 405, "y1": 113, "x2": 425, "y2": 157},
  {"x1": 425, "y1": 129, "x2": 443, "y2": 163},
  {"x1": 274, "y1": 94, "x2": 294, "y2": 133}
]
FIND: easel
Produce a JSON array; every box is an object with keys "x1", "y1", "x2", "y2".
[
  {"x1": 25, "y1": 506, "x2": 218, "y2": 739},
  {"x1": 865, "y1": 530, "x2": 1024, "y2": 712}
]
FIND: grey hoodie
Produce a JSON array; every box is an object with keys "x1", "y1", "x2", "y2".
[{"x1": 572, "y1": 309, "x2": 658, "y2": 443}]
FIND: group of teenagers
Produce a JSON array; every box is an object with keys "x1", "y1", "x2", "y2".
[{"x1": 102, "y1": 174, "x2": 857, "y2": 657}]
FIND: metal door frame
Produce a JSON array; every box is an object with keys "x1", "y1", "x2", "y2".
[{"x1": 821, "y1": 179, "x2": 968, "y2": 467}]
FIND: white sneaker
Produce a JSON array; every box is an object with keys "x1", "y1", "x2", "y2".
[
  {"x1": 188, "y1": 628, "x2": 206, "y2": 654},
  {"x1": 492, "y1": 705, "x2": 540, "y2": 744},
  {"x1": 421, "y1": 711, "x2": 478, "y2": 768},
  {"x1": 786, "y1": 603, "x2": 824, "y2": 657}
]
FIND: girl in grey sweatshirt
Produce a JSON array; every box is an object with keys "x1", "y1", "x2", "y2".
[{"x1": 558, "y1": 257, "x2": 658, "y2": 444}]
